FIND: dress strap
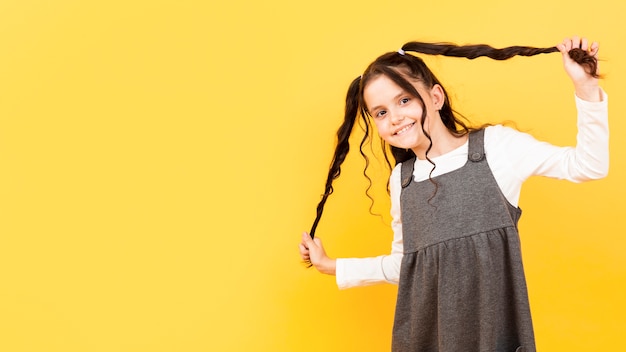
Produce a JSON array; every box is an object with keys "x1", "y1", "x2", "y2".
[
  {"x1": 468, "y1": 129, "x2": 486, "y2": 162},
  {"x1": 402, "y1": 128, "x2": 486, "y2": 187},
  {"x1": 401, "y1": 157, "x2": 416, "y2": 188}
]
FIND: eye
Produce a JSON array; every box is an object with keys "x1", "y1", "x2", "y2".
[
  {"x1": 400, "y1": 97, "x2": 410, "y2": 105},
  {"x1": 375, "y1": 110, "x2": 387, "y2": 119}
]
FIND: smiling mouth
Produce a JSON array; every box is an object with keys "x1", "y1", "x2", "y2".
[{"x1": 394, "y1": 122, "x2": 415, "y2": 136}]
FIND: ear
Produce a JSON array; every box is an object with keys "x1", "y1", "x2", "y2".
[{"x1": 430, "y1": 84, "x2": 445, "y2": 110}]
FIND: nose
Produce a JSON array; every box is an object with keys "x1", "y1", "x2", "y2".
[{"x1": 390, "y1": 109, "x2": 404, "y2": 125}]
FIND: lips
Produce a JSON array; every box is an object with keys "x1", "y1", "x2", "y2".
[{"x1": 394, "y1": 122, "x2": 415, "y2": 136}]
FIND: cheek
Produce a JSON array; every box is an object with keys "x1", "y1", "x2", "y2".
[
  {"x1": 372, "y1": 119, "x2": 386, "y2": 135},
  {"x1": 410, "y1": 103, "x2": 427, "y2": 119}
]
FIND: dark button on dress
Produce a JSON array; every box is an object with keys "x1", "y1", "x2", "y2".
[{"x1": 392, "y1": 129, "x2": 536, "y2": 352}]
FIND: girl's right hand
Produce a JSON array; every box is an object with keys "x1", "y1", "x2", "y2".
[{"x1": 299, "y1": 232, "x2": 336, "y2": 275}]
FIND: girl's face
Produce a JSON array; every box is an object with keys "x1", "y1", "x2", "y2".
[{"x1": 363, "y1": 74, "x2": 444, "y2": 157}]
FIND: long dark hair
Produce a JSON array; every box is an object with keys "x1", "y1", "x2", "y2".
[{"x1": 308, "y1": 41, "x2": 599, "y2": 239}]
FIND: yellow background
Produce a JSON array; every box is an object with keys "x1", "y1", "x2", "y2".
[{"x1": 0, "y1": 0, "x2": 624, "y2": 351}]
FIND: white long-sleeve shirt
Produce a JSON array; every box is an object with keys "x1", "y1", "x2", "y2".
[{"x1": 336, "y1": 91, "x2": 609, "y2": 289}]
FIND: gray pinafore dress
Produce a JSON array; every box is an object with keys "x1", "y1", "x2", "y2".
[{"x1": 392, "y1": 129, "x2": 536, "y2": 352}]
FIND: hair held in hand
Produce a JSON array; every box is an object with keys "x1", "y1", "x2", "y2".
[
  {"x1": 402, "y1": 42, "x2": 600, "y2": 77},
  {"x1": 308, "y1": 41, "x2": 600, "y2": 240}
]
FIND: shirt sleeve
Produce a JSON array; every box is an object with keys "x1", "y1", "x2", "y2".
[
  {"x1": 485, "y1": 90, "x2": 609, "y2": 206},
  {"x1": 335, "y1": 165, "x2": 404, "y2": 289}
]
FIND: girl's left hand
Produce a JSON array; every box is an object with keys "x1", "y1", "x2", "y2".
[{"x1": 556, "y1": 36, "x2": 602, "y2": 102}]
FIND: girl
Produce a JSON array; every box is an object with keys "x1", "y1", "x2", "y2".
[{"x1": 299, "y1": 37, "x2": 608, "y2": 352}]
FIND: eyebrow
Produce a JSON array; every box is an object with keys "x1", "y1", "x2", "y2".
[{"x1": 368, "y1": 91, "x2": 405, "y2": 113}]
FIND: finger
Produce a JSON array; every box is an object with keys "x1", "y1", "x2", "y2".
[
  {"x1": 580, "y1": 37, "x2": 589, "y2": 51},
  {"x1": 298, "y1": 244, "x2": 310, "y2": 261},
  {"x1": 589, "y1": 41, "x2": 599, "y2": 56},
  {"x1": 313, "y1": 237, "x2": 323, "y2": 247},
  {"x1": 560, "y1": 37, "x2": 572, "y2": 52},
  {"x1": 572, "y1": 36, "x2": 581, "y2": 49},
  {"x1": 301, "y1": 232, "x2": 314, "y2": 246}
]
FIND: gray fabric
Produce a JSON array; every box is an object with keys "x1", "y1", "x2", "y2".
[{"x1": 392, "y1": 129, "x2": 536, "y2": 352}]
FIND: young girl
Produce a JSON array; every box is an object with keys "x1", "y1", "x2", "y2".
[{"x1": 299, "y1": 37, "x2": 608, "y2": 352}]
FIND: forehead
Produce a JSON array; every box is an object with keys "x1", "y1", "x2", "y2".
[
  {"x1": 364, "y1": 75, "x2": 401, "y2": 99},
  {"x1": 363, "y1": 74, "x2": 425, "y2": 109}
]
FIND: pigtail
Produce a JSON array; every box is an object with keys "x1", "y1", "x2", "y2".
[
  {"x1": 401, "y1": 42, "x2": 600, "y2": 77},
  {"x1": 401, "y1": 42, "x2": 558, "y2": 59},
  {"x1": 308, "y1": 76, "x2": 362, "y2": 240}
]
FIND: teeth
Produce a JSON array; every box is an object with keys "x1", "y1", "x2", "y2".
[{"x1": 396, "y1": 123, "x2": 413, "y2": 135}]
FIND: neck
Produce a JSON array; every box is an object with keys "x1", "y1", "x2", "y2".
[{"x1": 411, "y1": 120, "x2": 468, "y2": 160}]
